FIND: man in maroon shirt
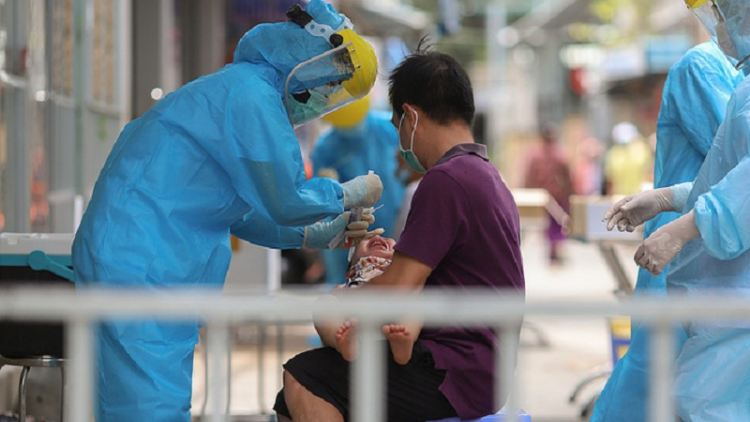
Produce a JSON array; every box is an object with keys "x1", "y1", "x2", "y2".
[{"x1": 274, "y1": 42, "x2": 525, "y2": 422}]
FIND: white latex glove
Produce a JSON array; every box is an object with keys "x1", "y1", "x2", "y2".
[
  {"x1": 634, "y1": 211, "x2": 700, "y2": 276},
  {"x1": 341, "y1": 173, "x2": 383, "y2": 208},
  {"x1": 343, "y1": 208, "x2": 386, "y2": 249},
  {"x1": 303, "y1": 210, "x2": 384, "y2": 249},
  {"x1": 602, "y1": 187, "x2": 676, "y2": 232}
]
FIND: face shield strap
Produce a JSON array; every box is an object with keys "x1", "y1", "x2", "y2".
[
  {"x1": 285, "y1": 4, "x2": 353, "y2": 45},
  {"x1": 302, "y1": 16, "x2": 353, "y2": 45}
]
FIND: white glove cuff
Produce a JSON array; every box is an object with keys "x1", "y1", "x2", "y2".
[
  {"x1": 302, "y1": 226, "x2": 310, "y2": 249},
  {"x1": 670, "y1": 182, "x2": 693, "y2": 213}
]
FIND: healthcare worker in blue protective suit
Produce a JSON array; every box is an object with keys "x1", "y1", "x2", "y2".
[
  {"x1": 72, "y1": 2, "x2": 383, "y2": 421},
  {"x1": 604, "y1": 0, "x2": 750, "y2": 419},
  {"x1": 311, "y1": 96, "x2": 405, "y2": 285},
  {"x1": 591, "y1": 40, "x2": 742, "y2": 422}
]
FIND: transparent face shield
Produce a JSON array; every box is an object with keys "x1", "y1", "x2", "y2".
[
  {"x1": 284, "y1": 43, "x2": 361, "y2": 127},
  {"x1": 692, "y1": 0, "x2": 743, "y2": 66}
]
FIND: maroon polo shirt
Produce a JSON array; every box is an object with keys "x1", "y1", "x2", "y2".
[{"x1": 395, "y1": 143, "x2": 525, "y2": 419}]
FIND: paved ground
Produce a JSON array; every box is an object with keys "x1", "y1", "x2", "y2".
[{"x1": 191, "y1": 229, "x2": 641, "y2": 422}]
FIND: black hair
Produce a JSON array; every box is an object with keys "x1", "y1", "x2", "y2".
[{"x1": 388, "y1": 37, "x2": 475, "y2": 127}]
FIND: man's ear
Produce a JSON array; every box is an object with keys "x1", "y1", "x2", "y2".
[{"x1": 401, "y1": 103, "x2": 416, "y2": 123}]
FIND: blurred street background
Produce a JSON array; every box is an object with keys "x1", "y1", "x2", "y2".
[{"x1": 1, "y1": 0, "x2": 707, "y2": 420}]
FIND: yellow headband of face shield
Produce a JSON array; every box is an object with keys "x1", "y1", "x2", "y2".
[
  {"x1": 337, "y1": 29, "x2": 378, "y2": 100},
  {"x1": 685, "y1": 0, "x2": 709, "y2": 8}
]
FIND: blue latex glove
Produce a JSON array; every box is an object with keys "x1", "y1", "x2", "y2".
[
  {"x1": 302, "y1": 210, "x2": 382, "y2": 249},
  {"x1": 341, "y1": 173, "x2": 383, "y2": 209}
]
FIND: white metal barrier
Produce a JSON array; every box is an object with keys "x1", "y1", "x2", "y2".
[{"x1": 1, "y1": 288, "x2": 749, "y2": 422}]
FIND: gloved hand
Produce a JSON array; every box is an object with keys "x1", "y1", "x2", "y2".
[
  {"x1": 341, "y1": 173, "x2": 382, "y2": 209},
  {"x1": 302, "y1": 209, "x2": 384, "y2": 249},
  {"x1": 344, "y1": 208, "x2": 385, "y2": 246},
  {"x1": 602, "y1": 187, "x2": 676, "y2": 232},
  {"x1": 634, "y1": 211, "x2": 700, "y2": 276}
]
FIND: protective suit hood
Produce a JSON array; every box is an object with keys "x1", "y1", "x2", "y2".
[
  {"x1": 693, "y1": 0, "x2": 750, "y2": 71},
  {"x1": 715, "y1": 0, "x2": 750, "y2": 71},
  {"x1": 232, "y1": 0, "x2": 348, "y2": 94}
]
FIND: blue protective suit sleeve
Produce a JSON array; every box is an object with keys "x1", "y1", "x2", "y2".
[
  {"x1": 206, "y1": 77, "x2": 344, "y2": 227},
  {"x1": 664, "y1": 46, "x2": 739, "y2": 156},
  {"x1": 694, "y1": 154, "x2": 750, "y2": 260},
  {"x1": 230, "y1": 209, "x2": 304, "y2": 250}
]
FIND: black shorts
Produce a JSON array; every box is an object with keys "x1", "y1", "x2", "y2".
[{"x1": 273, "y1": 341, "x2": 457, "y2": 422}]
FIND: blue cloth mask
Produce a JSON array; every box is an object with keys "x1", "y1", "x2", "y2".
[{"x1": 398, "y1": 109, "x2": 426, "y2": 173}]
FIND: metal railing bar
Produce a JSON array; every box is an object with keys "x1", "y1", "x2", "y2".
[
  {"x1": 352, "y1": 320, "x2": 386, "y2": 422},
  {"x1": 1, "y1": 289, "x2": 749, "y2": 323},
  {"x1": 3, "y1": 288, "x2": 748, "y2": 422},
  {"x1": 649, "y1": 320, "x2": 675, "y2": 422},
  {"x1": 498, "y1": 320, "x2": 521, "y2": 421},
  {"x1": 206, "y1": 319, "x2": 231, "y2": 422},
  {"x1": 65, "y1": 318, "x2": 94, "y2": 422}
]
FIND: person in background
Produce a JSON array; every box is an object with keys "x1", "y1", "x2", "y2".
[
  {"x1": 311, "y1": 96, "x2": 405, "y2": 286},
  {"x1": 604, "y1": 121, "x2": 653, "y2": 196},
  {"x1": 72, "y1": 2, "x2": 382, "y2": 421},
  {"x1": 571, "y1": 135, "x2": 604, "y2": 196},
  {"x1": 603, "y1": 0, "x2": 750, "y2": 418},
  {"x1": 274, "y1": 42, "x2": 525, "y2": 422},
  {"x1": 523, "y1": 122, "x2": 574, "y2": 264},
  {"x1": 591, "y1": 40, "x2": 743, "y2": 422}
]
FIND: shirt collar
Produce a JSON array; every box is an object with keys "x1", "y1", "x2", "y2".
[{"x1": 435, "y1": 143, "x2": 489, "y2": 166}]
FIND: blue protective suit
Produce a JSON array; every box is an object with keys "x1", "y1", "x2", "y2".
[
  {"x1": 669, "y1": 72, "x2": 750, "y2": 422},
  {"x1": 311, "y1": 111, "x2": 405, "y2": 285},
  {"x1": 72, "y1": 2, "x2": 356, "y2": 421},
  {"x1": 591, "y1": 42, "x2": 742, "y2": 422}
]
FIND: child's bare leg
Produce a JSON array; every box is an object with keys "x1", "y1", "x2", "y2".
[
  {"x1": 335, "y1": 320, "x2": 358, "y2": 362},
  {"x1": 382, "y1": 321, "x2": 421, "y2": 365},
  {"x1": 315, "y1": 320, "x2": 341, "y2": 349},
  {"x1": 313, "y1": 294, "x2": 344, "y2": 349}
]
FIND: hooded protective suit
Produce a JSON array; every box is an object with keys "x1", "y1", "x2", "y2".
[
  {"x1": 669, "y1": 75, "x2": 750, "y2": 422},
  {"x1": 311, "y1": 110, "x2": 405, "y2": 285},
  {"x1": 72, "y1": 2, "x2": 374, "y2": 421},
  {"x1": 669, "y1": 1, "x2": 750, "y2": 419},
  {"x1": 591, "y1": 41, "x2": 742, "y2": 422}
]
